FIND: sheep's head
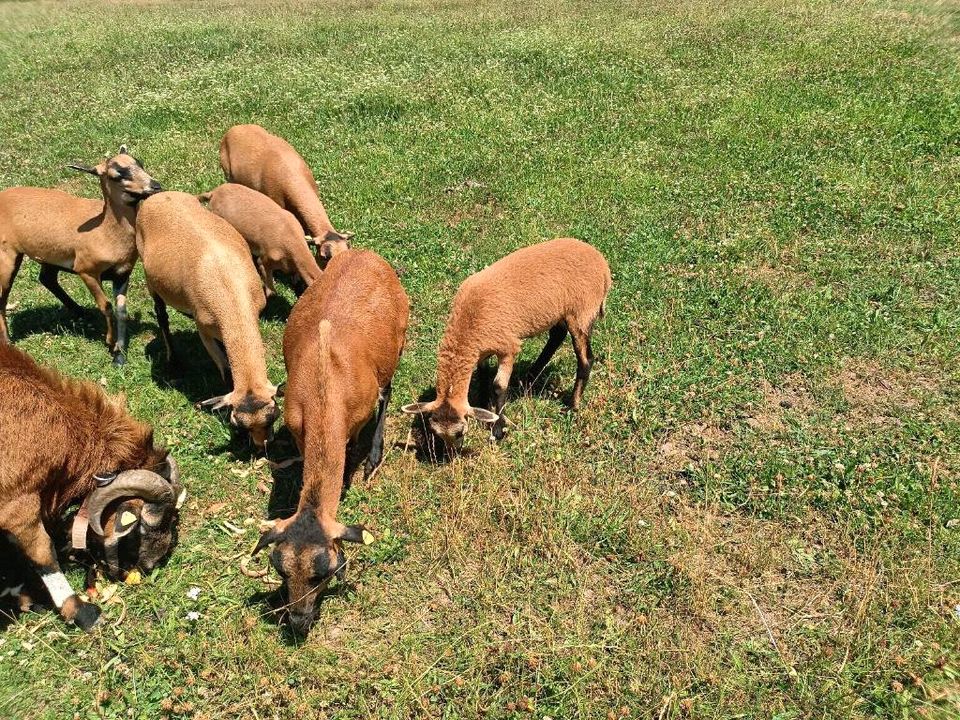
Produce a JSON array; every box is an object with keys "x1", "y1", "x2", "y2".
[
  {"x1": 69, "y1": 145, "x2": 162, "y2": 206},
  {"x1": 252, "y1": 509, "x2": 372, "y2": 635},
  {"x1": 85, "y1": 455, "x2": 184, "y2": 580},
  {"x1": 401, "y1": 399, "x2": 498, "y2": 450},
  {"x1": 197, "y1": 389, "x2": 279, "y2": 452},
  {"x1": 314, "y1": 230, "x2": 353, "y2": 265}
]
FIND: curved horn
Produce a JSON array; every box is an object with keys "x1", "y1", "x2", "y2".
[
  {"x1": 160, "y1": 455, "x2": 185, "y2": 508},
  {"x1": 87, "y1": 470, "x2": 175, "y2": 536}
]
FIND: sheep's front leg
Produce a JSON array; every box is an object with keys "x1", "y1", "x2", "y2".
[
  {"x1": 77, "y1": 272, "x2": 114, "y2": 352},
  {"x1": 256, "y1": 257, "x2": 276, "y2": 300},
  {"x1": 490, "y1": 354, "x2": 515, "y2": 442},
  {"x1": 198, "y1": 327, "x2": 230, "y2": 384},
  {"x1": 0, "y1": 494, "x2": 100, "y2": 630},
  {"x1": 111, "y1": 272, "x2": 131, "y2": 366}
]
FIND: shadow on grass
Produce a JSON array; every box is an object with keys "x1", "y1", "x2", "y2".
[
  {"x1": 262, "y1": 289, "x2": 294, "y2": 322},
  {"x1": 9, "y1": 304, "x2": 149, "y2": 353},
  {"x1": 245, "y1": 581, "x2": 354, "y2": 646},
  {"x1": 144, "y1": 329, "x2": 266, "y2": 459}
]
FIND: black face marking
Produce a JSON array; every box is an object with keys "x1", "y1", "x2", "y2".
[
  {"x1": 282, "y1": 507, "x2": 333, "y2": 548},
  {"x1": 432, "y1": 403, "x2": 462, "y2": 426},
  {"x1": 311, "y1": 551, "x2": 334, "y2": 583},
  {"x1": 110, "y1": 164, "x2": 133, "y2": 180},
  {"x1": 235, "y1": 393, "x2": 271, "y2": 414}
]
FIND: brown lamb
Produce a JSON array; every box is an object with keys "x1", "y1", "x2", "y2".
[
  {"x1": 0, "y1": 344, "x2": 182, "y2": 630},
  {"x1": 0, "y1": 146, "x2": 162, "y2": 364},
  {"x1": 199, "y1": 183, "x2": 322, "y2": 296},
  {"x1": 253, "y1": 249, "x2": 408, "y2": 636},
  {"x1": 219, "y1": 124, "x2": 351, "y2": 262},
  {"x1": 403, "y1": 237, "x2": 611, "y2": 448},
  {"x1": 135, "y1": 191, "x2": 279, "y2": 450}
]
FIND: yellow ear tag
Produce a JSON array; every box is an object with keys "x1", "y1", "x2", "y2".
[
  {"x1": 124, "y1": 569, "x2": 142, "y2": 585},
  {"x1": 361, "y1": 530, "x2": 375, "y2": 545},
  {"x1": 120, "y1": 511, "x2": 138, "y2": 527}
]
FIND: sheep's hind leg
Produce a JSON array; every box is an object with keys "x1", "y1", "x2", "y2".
[
  {"x1": 364, "y1": 383, "x2": 393, "y2": 479},
  {"x1": 153, "y1": 294, "x2": 178, "y2": 369},
  {"x1": 0, "y1": 494, "x2": 100, "y2": 630},
  {"x1": 568, "y1": 326, "x2": 594, "y2": 410},
  {"x1": 0, "y1": 251, "x2": 23, "y2": 343},
  {"x1": 38, "y1": 264, "x2": 83, "y2": 315},
  {"x1": 524, "y1": 323, "x2": 567, "y2": 388}
]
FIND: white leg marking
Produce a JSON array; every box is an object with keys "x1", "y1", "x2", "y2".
[
  {"x1": 40, "y1": 571, "x2": 74, "y2": 608},
  {"x1": 115, "y1": 293, "x2": 128, "y2": 352},
  {"x1": 0, "y1": 584, "x2": 23, "y2": 598}
]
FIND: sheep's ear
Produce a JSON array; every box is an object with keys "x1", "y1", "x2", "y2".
[
  {"x1": 118, "y1": 144, "x2": 129, "y2": 155},
  {"x1": 275, "y1": 382, "x2": 286, "y2": 398},
  {"x1": 252, "y1": 526, "x2": 284, "y2": 555},
  {"x1": 113, "y1": 504, "x2": 140, "y2": 538},
  {"x1": 68, "y1": 164, "x2": 99, "y2": 176},
  {"x1": 196, "y1": 394, "x2": 232, "y2": 412},
  {"x1": 469, "y1": 407, "x2": 499, "y2": 425},
  {"x1": 339, "y1": 524, "x2": 374, "y2": 545},
  {"x1": 401, "y1": 401, "x2": 436, "y2": 415}
]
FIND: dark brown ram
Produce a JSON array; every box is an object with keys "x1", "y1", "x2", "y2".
[{"x1": 0, "y1": 344, "x2": 182, "y2": 630}]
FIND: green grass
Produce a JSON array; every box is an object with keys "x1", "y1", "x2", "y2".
[{"x1": 1, "y1": 0, "x2": 959, "y2": 717}]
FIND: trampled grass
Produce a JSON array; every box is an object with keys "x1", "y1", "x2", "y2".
[{"x1": 0, "y1": 0, "x2": 959, "y2": 717}]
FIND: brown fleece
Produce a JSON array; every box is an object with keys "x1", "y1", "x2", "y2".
[
  {"x1": 0, "y1": 343, "x2": 167, "y2": 521},
  {"x1": 218, "y1": 125, "x2": 348, "y2": 247},
  {"x1": 135, "y1": 191, "x2": 277, "y2": 444},
  {"x1": 201, "y1": 183, "x2": 322, "y2": 293}
]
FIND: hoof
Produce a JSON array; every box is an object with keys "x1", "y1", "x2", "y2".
[
  {"x1": 112, "y1": 353, "x2": 126, "y2": 367},
  {"x1": 73, "y1": 602, "x2": 101, "y2": 631}
]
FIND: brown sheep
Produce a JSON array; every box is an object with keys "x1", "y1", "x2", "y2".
[
  {"x1": 0, "y1": 146, "x2": 162, "y2": 365},
  {"x1": 252, "y1": 249, "x2": 408, "y2": 635},
  {"x1": 198, "y1": 183, "x2": 322, "y2": 297},
  {"x1": 219, "y1": 124, "x2": 351, "y2": 262},
  {"x1": 403, "y1": 237, "x2": 611, "y2": 448},
  {"x1": 135, "y1": 191, "x2": 279, "y2": 450},
  {"x1": 0, "y1": 343, "x2": 183, "y2": 630}
]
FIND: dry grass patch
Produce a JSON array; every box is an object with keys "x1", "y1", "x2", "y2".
[
  {"x1": 651, "y1": 422, "x2": 731, "y2": 476},
  {"x1": 745, "y1": 373, "x2": 816, "y2": 433},
  {"x1": 834, "y1": 360, "x2": 942, "y2": 428}
]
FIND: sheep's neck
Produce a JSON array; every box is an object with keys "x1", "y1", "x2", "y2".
[
  {"x1": 435, "y1": 327, "x2": 478, "y2": 407},
  {"x1": 298, "y1": 197, "x2": 336, "y2": 239},
  {"x1": 100, "y1": 183, "x2": 138, "y2": 237},
  {"x1": 299, "y1": 395, "x2": 347, "y2": 523},
  {"x1": 221, "y1": 309, "x2": 271, "y2": 398}
]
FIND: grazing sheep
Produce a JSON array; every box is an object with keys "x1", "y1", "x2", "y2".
[
  {"x1": 199, "y1": 183, "x2": 322, "y2": 297},
  {"x1": 0, "y1": 146, "x2": 162, "y2": 364},
  {"x1": 403, "y1": 237, "x2": 611, "y2": 448},
  {"x1": 135, "y1": 191, "x2": 279, "y2": 450},
  {"x1": 252, "y1": 249, "x2": 408, "y2": 635},
  {"x1": 0, "y1": 344, "x2": 182, "y2": 629},
  {"x1": 219, "y1": 124, "x2": 352, "y2": 262}
]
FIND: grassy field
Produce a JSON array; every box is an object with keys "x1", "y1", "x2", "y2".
[{"x1": 0, "y1": 0, "x2": 959, "y2": 717}]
